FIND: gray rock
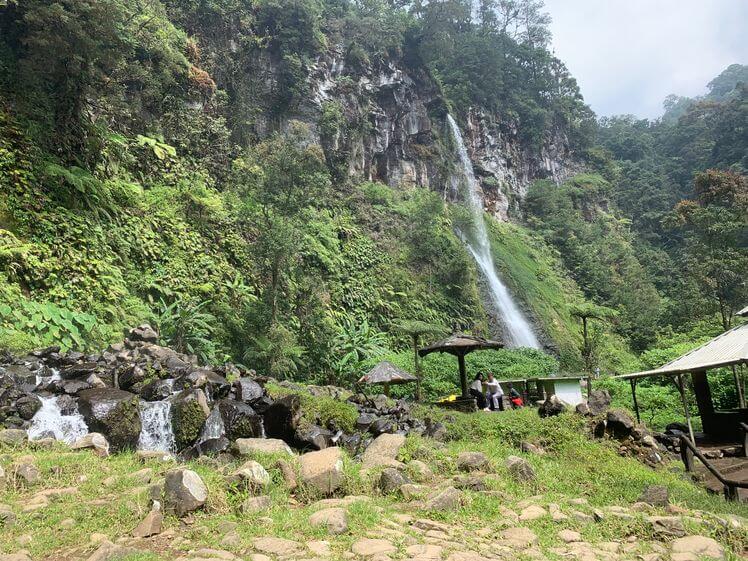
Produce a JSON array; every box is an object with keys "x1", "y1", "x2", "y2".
[
  {"x1": 361, "y1": 433, "x2": 406, "y2": 468},
  {"x1": 71, "y1": 433, "x2": 110, "y2": 458},
  {"x1": 520, "y1": 442, "x2": 545, "y2": 455},
  {"x1": 163, "y1": 469, "x2": 208, "y2": 517},
  {"x1": 241, "y1": 495, "x2": 271, "y2": 514},
  {"x1": 0, "y1": 429, "x2": 27, "y2": 446},
  {"x1": 0, "y1": 504, "x2": 16, "y2": 527},
  {"x1": 638, "y1": 484, "x2": 669, "y2": 507},
  {"x1": 300, "y1": 447, "x2": 344, "y2": 495},
  {"x1": 506, "y1": 455, "x2": 536, "y2": 482},
  {"x1": 587, "y1": 389, "x2": 612, "y2": 416},
  {"x1": 128, "y1": 325, "x2": 159, "y2": 344},
  {"x1": 379, "y1": 467, "x2": 410, "y2": 494},
  {"x1": 606, "y1": 410, "x2": 635, "y2": 439},
  {"x1": 233, "y1": 438, "x2": 294, "y2": 457},
  {"x1": 226, "y1": 460, "x2": 270, "y2": 490},
  {"x1": 309, "y1": 507, "x2": 348, "y2": 535},
  {"x1": 649, "y1": 516, "x2": 686, "y2": 537},
  {"x1": 457, "y1": 451, "x2": 489, "y2": 472},
  {"x1": 132, "y1": 502, "x2": 162, "y2": 538},
  {"x1": 170, "y1": 388, "x2": 210, "y2": 450},
  {"x1": 216, "y1": 399, "x2": 263, "y2": 441},
  {"x1": 425, "y1": 486, "x2": 463, "y2": 511},
  {"x1": 538, "y1": 395, "x2": 566, "y2": 417},
  {"x1": 78, "y1": 388, "x2": 141, "y2": 451}
]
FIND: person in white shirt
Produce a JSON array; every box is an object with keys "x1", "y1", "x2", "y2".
[
  {"x1": 468, "y1": 373, "x2": 487, "y2": 409},
  {"x1": 485, "y1": 372, "x2": 505, "y2": 411}
]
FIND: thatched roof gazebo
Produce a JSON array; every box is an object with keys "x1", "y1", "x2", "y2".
[
  {"x1": 359, "y1": 361, "x2": 417, "y2": 397},
  {"x1": 419, "y1": 333, "x2": 503, "y2": 400}
]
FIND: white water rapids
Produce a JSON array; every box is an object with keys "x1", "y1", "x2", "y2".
[
  {"x1": 447, "y1": 115, "x2": 540, "y2": 349},
  {"x1": 28, "y1": 395, "x2": 89, "y2": 444},
  {"x1": 138, "y1": 400, "x2": 176, "y2": 453}
]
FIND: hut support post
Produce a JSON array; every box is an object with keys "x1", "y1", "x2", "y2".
[
  {"x1": 458, "y1": 353, "x2": 468, "y2": 399},
  {"x1": 677, "y1": 373, "x2": 696, "y2": 444},
  {"x1": 630, "y1": 378, "x2": 641, "y2": 424},
  {"x1": 732, "y1": 365, "x2": 745, "y2": 409}
]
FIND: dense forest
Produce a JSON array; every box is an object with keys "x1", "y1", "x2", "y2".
[{"x1": 0, "y1": 0, "x2": 745, "y2": 404}]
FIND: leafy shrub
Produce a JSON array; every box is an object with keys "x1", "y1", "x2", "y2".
[{"x1": 0, "y1": 298, "x2": 100, "y2": 352}]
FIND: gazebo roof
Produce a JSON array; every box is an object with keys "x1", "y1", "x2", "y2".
[
  {"x1": 738, "y1": 305, "x2": 748, "y2": 318},
  {"x1": 418, "y1": 333, "x2": 503, "y2": 358},
  {"x1": 359, "y1": 361, "x2": 417, "y2": 385},
  {"x1": 616, "y1": 323, "x2": 748, "y2": 380}
]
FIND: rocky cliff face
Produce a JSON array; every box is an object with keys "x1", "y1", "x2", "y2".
[{"x1": 270, "y1": 48, "x2": 582, "y2": 220}]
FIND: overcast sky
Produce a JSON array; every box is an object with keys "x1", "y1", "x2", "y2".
[{"x1": 543, "y1": 0, "x2": 748, "y2": 119}]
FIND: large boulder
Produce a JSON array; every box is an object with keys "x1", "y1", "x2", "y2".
[
  {"x1": 587, "y1": 389, "x2": 612, "y2": 416},
  {"x1": 140, "y1": 379, "x2": 176, "y2": 402},
  {"x1": 300, "y1": 446, "x2": 344, "y2": 495},
  {"x1": 128, "y1": 325, "x2": 160, "y2": 344},
  {"x1": 361, "y1": 433, "x2": 406, "y2": 468},
  {"x1": 263, "y1": 395, "x2": 302, "y2": 444},
  {"x1": 171, "y1": 389, "x2": 210, "y2": 450},
  {"x1": 233, "y1": 438, "x2": 294, "y2": 457},
  {"x1": 216, "y1": 400, "x2": 263, "y2": 441},
  {"x1": 78, "y1": 388, "x2": 141, "y2": 451},
  {"x1": 538, "y1": 395, "x2": 566, "y2": 418},
  {"x1": 233, "y1": 379, "x2": 264, "y2": 404},
  {"x1": 71, "y1": 433, "x2": 110, "y2": 458},
  {"x1": 295, "y1": 425, "x2": 334, "y2": 451},
  {"x1": 670, "y1": 536, "x2": 725, "y2": 561},
  {"x1": 164, "y1": 469, "x2": 208, "y2": 517},
  {"x1": 606, "y1": 409, "x2": 635, "y2": 439}
]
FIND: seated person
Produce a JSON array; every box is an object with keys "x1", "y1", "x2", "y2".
[
  {"x1": 507, "y1": 383, "x2": 523, "y2": 408},
  {"x1": 485, "y1": 373, "x2": 505, "y2": 411},
  {"x1": 469, "y1": 373, "x2": 487, "y2": 409}
]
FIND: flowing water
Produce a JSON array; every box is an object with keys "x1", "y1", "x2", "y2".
[
  {"x1": 138, "y1": 400, "x2": 176, "y2": 453},
  {"x1": 28, "y1": 395, "x2": 89, "y2": 444},
  {"x1": 447, "y1": 115, "x2": 540, "y2": 348}
]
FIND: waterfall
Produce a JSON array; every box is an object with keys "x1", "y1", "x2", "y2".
[
  {"x1": 199, "y1": 406, "x2": 226, "y2": 443},
  {"x1": 137, "y1": 400, "x2": 176, "y2": 453},
  {"x1": 28, "y1": 395, "x2": 89, "y2": 444},
  {"x1": 447, "y1": 115, "x2": 540, "y2": 349}
]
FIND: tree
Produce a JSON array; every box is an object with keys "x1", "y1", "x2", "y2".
[
  {"x1": 672, "y1": 170, "x2": 748, "y2": 330},
  {"x1": 570, "y1": 303, "x2": 618, "y2": 373},
  {"x1": 393, "y1": 320, "x2": 447, "y2": 400}
]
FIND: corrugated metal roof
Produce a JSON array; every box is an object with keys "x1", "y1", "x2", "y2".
[
  {"x1": 358, "y1": 361, "x2": 417, "y2": 385},
  {"x1": 617, "y1": 323, "x2": 748, "y2": 380},
  {"x1": 738, "y1": 305, "x2": 748, "y2": 317}
]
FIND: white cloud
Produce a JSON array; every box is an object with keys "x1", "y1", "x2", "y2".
[{"x1": 543, "y1": 0, "x2": 748, "y2": 118}]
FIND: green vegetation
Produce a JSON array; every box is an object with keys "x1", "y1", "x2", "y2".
[
  {"x1": 1, "y1": 407, "x2": 746, "y2": 560},
  {"x1": 0, "y1": 0, "x2": 745, "y2": 408}
]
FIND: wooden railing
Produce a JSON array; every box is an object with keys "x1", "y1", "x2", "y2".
[{"x1": 680, "y1": 435, "x2": 748, "y2": 501}]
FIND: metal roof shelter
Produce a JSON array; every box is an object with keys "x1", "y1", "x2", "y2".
[
  {"x1": 616, "y1": 323, "x2": 748, "y2": 443},
  {"x1": 738, "y1": 305, "x2": 748, "y2": 318},
  {"x1": 358, "y1": 361, "x2": 417, "y2": 396},
  {"x1": 419, "y1": 333, "x2": 503, "y2": 400}
]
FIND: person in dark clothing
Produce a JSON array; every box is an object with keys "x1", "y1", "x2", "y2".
[
  {"x1": 507, "y1": 382, "x2": 524, "y2": 408},
  {"x1": 469, "y1": 373, "x2": 487, "y2": 409}
]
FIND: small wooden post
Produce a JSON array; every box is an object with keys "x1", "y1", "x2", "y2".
[
  {"x1": 680, "y1": 440, "x2": 695, "y2": 472},
  {"x1": 733, "y1": 365, "x2": 745, "y2": 409},
  {"x1": 630, "y1": 378, "x2": 641, "y2": 424},
  {"x1": 677, "y1": 373, "x2": 696, "y2": 445},
  {"x1": 458, "y1": 353, "x2": 468, "y2": 399},
  {"x1": 725, "y1": 485, "x2": 739, "y2": 502}
]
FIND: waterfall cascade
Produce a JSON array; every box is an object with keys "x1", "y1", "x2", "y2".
[
  {"x1": 447, "y1": 115, "x2": 540, "y2": 349},
  {"x1": 28, "y1": 395, "x2": 89, "y2": 444},
  {"x1": 138, "y1": 400, "x2": 176, "y2": 453}
]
